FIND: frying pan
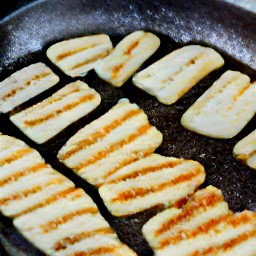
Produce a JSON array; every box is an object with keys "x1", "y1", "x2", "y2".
[{"x1": 0, "y1": 0, "x2": 256, "y2": 255}]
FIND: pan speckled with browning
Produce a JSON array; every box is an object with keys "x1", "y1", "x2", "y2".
[{"x1": 0, "y1": 0, "x2": 256, "y2": 255}]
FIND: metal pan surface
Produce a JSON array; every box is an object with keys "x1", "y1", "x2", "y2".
[{"x1": 0, "y1": 0, "x2": 255, "y2": 255}]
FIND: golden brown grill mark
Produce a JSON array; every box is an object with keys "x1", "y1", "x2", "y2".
[
  {"x1": 71, "y1": 52, "x2": 109, "y2": 70},
  {"x1": 56, "y1": 44, "x2": 97, "y2": 61},
  {"x1": 24, "y1": 94, "x2": 95, "y2": 127},
  {"x1": 41, "y1": 207, "x2": 98, "y2": 233},
  {"x1": 54, "y1": 227, "x2": 114, "y2": 251},
  {"x1": 0, "y1": 178, "x2": 64, "y2": 205},
  {"x1": 59, "y1": 109, "x2": 142, "y2": 161},
  {"x1": 0, "y1": 163, "x2": 48, "y2": 186},
  {"x1": 124, "y1": 40, "x2": 139, "y2": 55},
  {"x1": 233, "y1": 84, "x2": 250, "y2": 101},
  {"x1": 75, "y1": 123, "x2": 151, "y2": 171},
  {"x1": 102, "y1": 148, "x2": 154, "y2": 184},
  {"x1": 190, "y1": 228, "x2": 256, "y2": 256},
  {"x1": 111, "y1": 167, "x2": 202, "y2": 203},
  {"x1": 72, "y1": 246, "x2": 118, "y2": 256},
  {"x1": 2, "y1": 72, "x2": 51, "y2": 101},
  {"x1": 14, "y1": 187, "x2": 77, "y2": 217},
  {"x1": 237, "y1": 151, "x2": 256, "y2": 164},
  {"x1": 0, "y1": 148, "x2": 33, "y2": 166},
  {"x1": 159, "y1": 213, "x2": 232, "y2": 249},
  {"x1": 155, "y1": 191, "x2": 224, "y2": 236},
  {"x1": 112, "y1": 64, "x2": 124, "y2": 79},
  {"x1": 106, "y1": 159, "x2": 183, "y2": 185}
]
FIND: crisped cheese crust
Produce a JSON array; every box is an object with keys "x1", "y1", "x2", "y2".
[
  {"x1": 14, "y1": 188, "x2": 136, "y2": 256},
  {"x1": 58, "y1": 99, "x2": 163, "y2": 187},
  {"x1": 142, "y1": 186, "x2": 256, "y2": 256},
  {"x1": 10, "y1": 80, "x2": 101, "y2": 143},
  {"x1": 181, "y1": 71, "x2": 256, "y2": 138},
  {"x1": 95, "y1": 30, "x2": 160, "y2": 87},
  {"x1": 99, "y1": 154, "x2": 205, "y2": 216},
  {"x1": 133, "y1": 45, "x2": 224, "y2": 105},
  {"x1": 0, "y1": 62, "x2": 59, "y2": 113},
  {"x1": 47, "y1": 34, "x2": 113, "y2": 77}
]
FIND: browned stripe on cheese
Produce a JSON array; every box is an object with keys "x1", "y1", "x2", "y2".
[
  {"x1": 41, "y1": 207, "x2": 98, "y2": 233},
  {"x1": 75, "y1": 123, "x2": 151, "y2": 171},
  {"x1": 0, "y1": 163, "x2": 48, "y2": 186},
  {"x1": 236, "y1": 151, "x2": 256, "y2": 164},
  {"x1": 0, "y1": 178, "x2": 65, "y2": 205},
  {"x1": 2, "y1": 72, "x2": 51, "y2": 101},
  {"x1": 111, "y1": 64, "x2": 124, "y2": 79},
  {"x1": 155, "y1": 190, "x2": 224, "y2": 236},
  {"x1": 190, "y1": 228, "x2": 256, "y2": 256},
  {"x1": 159, "y1": 213, "x2": 232, "y2": 249},
  {"x1": 72, "y1": 246, "x2": 118, "y2": 256},
  {"x1": 111, "y1": 166, "x2": 202, "y2": 203},
  {"x1": 102, "y1": 148, "x2": 154, "y2": 184},
  {"x1": 106, "y1": 159, "x2": 183, "y2": 185},
  {"x1": 56, "y1": 44, "x2": 97, "y2": 61},
  {"x1": 0, "y1": 148, "x2": 33, "y2": 166},
  {"x1": 14, "y1": 187, "x2": 77, "y2": 217},
  {"x1": 71, "y1": 51, "x2": 109, "y2": 70},
  {"x1": 233, "y1": 84, "x2": 250, "y2": 101},
  {"x1": 59, "y1": 108, "x2": 142, "y2": 161},
  {"x1": 54, "y1": 227, "x2": 114, "y2": 251},
  {"x1": 24, "y1": 94, "x2": 95, "y2": 127},
  {"x1": 124, "y1": 40, "x2": 139, "y2": 55}
]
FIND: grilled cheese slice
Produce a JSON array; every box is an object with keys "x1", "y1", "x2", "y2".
[
  {"x1": 10, "y1": 80, "x2": 101, "y2": 143},
  {"x1": 143, "y1": 186, "x2": 256, "y2": 256},
  {"x1": 0, "y1": 135, "x2": 75, "y2": 218},
  {"x1": 133, "y1": 45, "x2": 224, "y2": 105},
  {"x1": 58, "y1": 99, "x2": 163, "y2": 187},
  {"x1": 233, "y1": 129, "x2": 256, "y2": 170},
  {"x1": 181, "y1": 71, "x2": 256, "y2": 138},
  {"x1": 95, "y1": 31, "x2": 160, "y2": 87},
  {"x1": 99, "y1": 154, "x2": 205, "y2": 216},
  {"x1": 0, "y1": 62, "x2": 59, "y2": 113},
  {"x1": 14, "y1": 188, "x2": 137, "y2": 256},
  {"x1": 47, "y1": 34, "x2": 113, "y2": 77}
]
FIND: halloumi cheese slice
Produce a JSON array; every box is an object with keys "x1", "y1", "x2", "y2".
[
  {"x1": 14, "y1": 188, "x2": 136, "y2": 256},
  {"x1": 142, "y1": 186, "x2": 256, "y2": 256},
  {"x1": 181, "y1": 71, "x2": 256, "y2": 138},
  {"x1": 99, "y1": 154, "x2": 205, "y2": 216},
  {"x1": 57, "y1": 99, "x2": 163, "y2": 187},
  {"x1": 47, "y1": 34, "x2": 113, "y2": 77},
  {"x1": 0, "y1": 135, "x2": 75, "y2": 218},
  {"x1": 0, "y1": 62, "x2": 59, "y2": 113},
  {"x1": 95, "y1": 31, "x2": 160, "y2": 87},
  {"x1": 10, "y1": 80, "x2": 101, "y2": 143},
  {"x1": 132, "y1": 45, "x2": 224, "y2": 105},
  {"x1": 233, "y1": 129, "x2": 256, "y2": 170}
]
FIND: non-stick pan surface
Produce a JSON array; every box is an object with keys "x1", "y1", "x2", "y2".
[{"x1": 0, "y1": 0, "x2": 255, "y2": 255}]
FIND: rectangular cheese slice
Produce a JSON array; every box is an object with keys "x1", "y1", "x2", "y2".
[
  {"x1": 0, "y1": 62, "x2": 59, "y2": 113},
  {"x1": 99, "y1": 154, "x2": 205, "y2": 216},
  {"x1": 95, "y1": 31, "x2": 160, "y2": 87},
  {"x1": 57, "y1": 99, "x2": 163, "y2": 187},
  {"x1": 233, "y1": 129, "x2": 256, "y2": 170},
  {"x1": 132, "y1": 45, "x2": 224, "y2": 105},
  {"x1": 14, "y1": 188, "x2": 136, "y2": 256},
  {"x1": 10, "y1": 80, "x2": 101, "y2": 143},
  {"x1": 47, "y1": 34, "x2": 113, "y2": 77},
  {"x1": 181, "y1": 71, "x2": 256, "y2": 138},
  {"x1": 142, "y1": 186, "x2": 256, "y2": 256},
  {"x1": 0, "y1": 134, "x2": 75, "y2": 218}
]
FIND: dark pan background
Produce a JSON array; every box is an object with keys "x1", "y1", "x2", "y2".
[{"x1": 0, "y1": 0, "x2": 256, "y2": 255}]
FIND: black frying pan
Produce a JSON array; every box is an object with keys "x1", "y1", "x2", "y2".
[{"x1": 0, "y1": 0, "x2": 256, "y2": 255}]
